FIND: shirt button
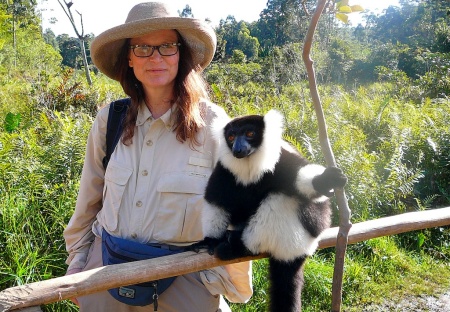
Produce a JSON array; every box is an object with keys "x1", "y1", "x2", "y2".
[
  {"x1": 136, "y1": 201, "x2": 143, "y2": 207},
  {"x1": 142, "y1": 170, "x2": 148, "y2": 176},
  {"x1": 146, "y1": 140, "x2": 153, "y2": 146},
  {"x1": 131, "y1": 233, "x2": 137, "y2": 239}
]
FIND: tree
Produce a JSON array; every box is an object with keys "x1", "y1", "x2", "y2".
[
  {"x1": 230, "y1": 49, "x2": 246, "y2": 64},
  {"x1": 178, "y1": 4, "x2": 193, "y2": 18},
  {"x1": 43, "y1": 28, "x2": 58, "y2": 50},
  {"x1": 353, "y1": 23, "x2": 367, "y2": 43},
  {"x1": 261, "y1": 43, "x2": 306, "y2": 87},
  {"x1": 57, "y1": 33, "x2": 81, "y2": 68},
  {"x1": 433, "y1": 21, "x2": 450, "y2": 53},
  {"x1": 422, "y1": 0, "x2": 449, "y2": 22},
  {"x1": 253, "y1": 0, "x2": 314, "y2": 49},
  {"x1": 326, "y1": 38, "x2": 354, "y2": 83},
  {"x1": 359, "y1": 0, "x2": 450, "y2": 86},
  {"x1": 237, "y1": 22, "x2": 260, "y2": 60},
  {"x1": 215, "y1": 17, "x2": 259, "y2": 60},
  {"x1": 213, "y1": 31, "x2": 226, "y2": 61},
  {"x1": 3, "y1": 0, "x2": 40, "y2": 68},
  {"x1": 216, "y1": 15, "x2": 239, "y2": 56},
  {"x1": 56, "y1": 0, "x2": 92, "y2": 85}
]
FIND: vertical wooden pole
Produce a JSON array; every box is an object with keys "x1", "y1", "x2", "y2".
[{"x1": 302, "y1": 1, "x2": 352, "y2": 311}]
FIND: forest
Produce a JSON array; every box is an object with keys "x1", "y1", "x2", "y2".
[{"x1": 1, "y1": 0, "x2": 449, "y2": 311}]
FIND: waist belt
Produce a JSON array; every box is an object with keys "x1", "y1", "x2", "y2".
[
  {"x1": 101, "y1": 229, "x2": 186, "y2": 309},
  {"x1": 148, "y1": 243, "x2": 187, "y2": 251}
]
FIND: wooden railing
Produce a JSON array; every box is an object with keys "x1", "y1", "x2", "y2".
[{"x1": 1, "y1": 206, "x2": 450, "y2": 312}]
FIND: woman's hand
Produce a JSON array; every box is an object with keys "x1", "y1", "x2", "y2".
[{"x1": 65, "y1": 268, "x2": 82, "y2": 305}]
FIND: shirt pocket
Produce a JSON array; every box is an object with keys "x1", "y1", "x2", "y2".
[
  {"x1": 154, "y1": 172, "x2": 209, "y2": 243},
  {"x1": 101, "y1": 160, "x2": 133, "y2": 231}
]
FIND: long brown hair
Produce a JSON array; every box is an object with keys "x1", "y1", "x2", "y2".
[{"x1": 114, "y1": 33, "x2": 209, "y2": 147}]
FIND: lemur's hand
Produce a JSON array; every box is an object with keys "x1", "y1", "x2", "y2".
[
  {"x1": 187, "y1": 237, "x2": 222, "y2": 255},
  {"x1": 312, "y1": 166, "x2": 348, "y2": 197},
  {"x1": 215, "y1": 230, "x2": 254, "y2": 260}
]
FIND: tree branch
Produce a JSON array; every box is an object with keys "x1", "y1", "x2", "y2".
[
  {"x1": 56, "y1": 0, "x2": 92, "y2": 85},
  {"x1": 75, "y1": 10, "x2": 85, "y2": 38},
  {"x1": 302, "y1": 0, "x2": 352, "y2": 311},
  {"x1": 56, "y1": 0, "x2": 81, "y2": 38}
]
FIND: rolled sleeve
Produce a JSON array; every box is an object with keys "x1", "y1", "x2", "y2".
[{"x1": 200, "y1": 261, "x2": 253, "y2": 303}]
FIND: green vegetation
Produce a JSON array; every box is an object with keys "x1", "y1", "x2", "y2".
[{"x1": 1, "y1": 0, "x2": 449, "y2": 311}]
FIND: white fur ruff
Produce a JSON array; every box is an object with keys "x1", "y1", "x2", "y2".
[
  {"x1": 210, "y1": 115, "x2": 232, "y2": 165},
  {"x1": 242, "y1": 193, "x2": 319, "y2": 262},
  {"x1": 213, "y1": 110, "x2": 285, "y2": 186}
]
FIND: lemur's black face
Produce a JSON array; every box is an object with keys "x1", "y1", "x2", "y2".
[{"x1": 224, "y1": 115, "x2": 265, "y2": 159}]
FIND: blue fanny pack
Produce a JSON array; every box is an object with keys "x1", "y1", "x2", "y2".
[{"x1": 101, "y1": 229, "x2": 185, "y2": 308}]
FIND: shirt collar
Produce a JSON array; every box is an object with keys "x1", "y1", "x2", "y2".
[{"x1": 136, "y1": 100, "x2": 177, "y2": 129}]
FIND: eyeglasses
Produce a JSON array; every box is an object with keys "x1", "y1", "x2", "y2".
[{"x1": 129, "y1": 43, "x2": 181, "y2": 57}]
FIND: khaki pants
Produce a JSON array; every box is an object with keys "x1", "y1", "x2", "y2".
[{"x1": 77, "y1": 236, "x2": 231, "y2": 312}]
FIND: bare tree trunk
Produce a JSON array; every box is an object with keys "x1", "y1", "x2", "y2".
[{"x1": 78, "y1": 39, "x2": 92, "y2": 85}]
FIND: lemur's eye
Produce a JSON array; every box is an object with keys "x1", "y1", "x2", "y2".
[
  {"x1": 246, "y1": 131, "x2": 255, "y2": 138},
  {"x1": 227, "y1": 134, "x2": 235, "y2": 142}
]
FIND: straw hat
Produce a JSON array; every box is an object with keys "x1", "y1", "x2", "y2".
[{"x1": 90, "y1": 2, "x2": 217, "y2": 81}]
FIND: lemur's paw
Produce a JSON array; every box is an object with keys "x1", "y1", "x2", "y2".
[
  {"x1": 215, "y1": 241, "x2": 238, "y2": 260},
  {"x1": 215, "y1": 240, "x2": 254, "y2": 260},
  {"x1": 313, "y1": 166, "x2": 348, "y2": 197},
  {"x1": 187, "y1": 237, "x2": 221, "y2": 255}
]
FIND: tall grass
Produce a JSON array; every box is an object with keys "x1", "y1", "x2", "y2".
[{"x1": 0, "y1": 108, "x2": 91, "y2": 311}]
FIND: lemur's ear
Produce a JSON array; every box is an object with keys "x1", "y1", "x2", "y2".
[
  {"x1": 263, "y1": 110, "x2": 284, "y2": 139},
  {"x1": 211, "y1": 115, "x2": 231, "y2": 142}
]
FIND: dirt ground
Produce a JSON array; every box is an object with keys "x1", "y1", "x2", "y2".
[{"x1": 360, "y1": 291, "x2": 450, "y2": 311}]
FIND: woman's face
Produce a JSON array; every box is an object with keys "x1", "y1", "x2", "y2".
[{"x1": 128, "y1": 29, "x2": 180, "y2": 91}]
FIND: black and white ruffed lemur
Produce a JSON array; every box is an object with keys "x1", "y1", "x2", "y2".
[{"x1": 192, "y1": 110, "x2": 347, "y2": 312}]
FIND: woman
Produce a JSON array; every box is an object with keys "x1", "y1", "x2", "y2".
[{"x1": 63, "y1": 2, "x2": 252, "y2": 311}]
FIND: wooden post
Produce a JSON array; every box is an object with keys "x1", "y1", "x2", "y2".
[{"x1": 1, "y1": 207, "x2": 449, "y2": 312}]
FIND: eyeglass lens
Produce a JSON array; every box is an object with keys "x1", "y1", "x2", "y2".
[{"x1": 131, "y1": 44, "x2": 179, "y2": 57}]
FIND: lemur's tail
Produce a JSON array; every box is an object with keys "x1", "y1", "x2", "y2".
[{"x1": 268, "y1": 256, "x2": 306, "y2": 312}]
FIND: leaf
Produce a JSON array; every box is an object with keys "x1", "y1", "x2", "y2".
[
  {"x1": 350, "y1": 5, "x2": 365, "y2": 12},
  {"x1": 336, "y1": 13, "x2": 349, "y2": 24},
  {"x1": 4, "y1": 112, "x2": 22, "y2": 133},
  {"x1": 338, "y1": 5, "x2": 353, "y2": 13},
  {"x1": 336, "y1": 0, "x2": 349, "y2": 8},
  {"x1": 417, "y1": 232, "x2": 426, "y2": 248},
  {"x1": 211, "y1": 84, "x2": 223, "y2": 98}
]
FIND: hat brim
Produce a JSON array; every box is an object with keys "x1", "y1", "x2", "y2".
[{"x1": 91, "y1": 17, "x2": 216, "y2": 81}]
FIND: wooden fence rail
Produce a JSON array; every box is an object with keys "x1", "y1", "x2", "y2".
[{"x1": 1, "y1": 206, "x2": 450, "y2": 312}]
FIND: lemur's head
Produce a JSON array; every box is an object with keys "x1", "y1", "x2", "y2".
[
  {"x1": 223, "y1": 115, "x2": 265, "y2": 158},
  {"x1": 213, "y1": 110, "x2": 284, "y2": 185}
]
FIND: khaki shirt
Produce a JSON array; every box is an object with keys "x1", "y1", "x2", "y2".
[{"x1": 64, "y1": 100, "x2": 252, "y2": 303}]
